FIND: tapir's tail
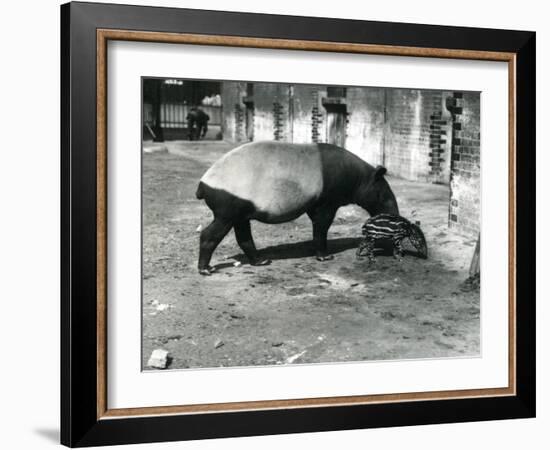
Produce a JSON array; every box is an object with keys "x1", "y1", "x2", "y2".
[{"x1": 195, "y1": 181, "x2": 205, "y2": 200}]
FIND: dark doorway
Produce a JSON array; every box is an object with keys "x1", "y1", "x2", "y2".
[
  {"x1": 243, "y1": 83, "x2": 255, "y2": 142},
  {"x1": 245, "y1": 102, "x2": 254, "y2": 141}
]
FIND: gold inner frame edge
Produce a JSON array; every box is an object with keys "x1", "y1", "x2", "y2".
[{"x1": 95, "y1": 29, "x2": 517, "y2": 420}]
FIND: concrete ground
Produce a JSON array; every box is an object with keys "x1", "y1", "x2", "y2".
[{"x1": 141, "y1": 140, "x2": 480, "y2": 370}]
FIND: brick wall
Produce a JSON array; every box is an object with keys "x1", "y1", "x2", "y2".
[
  {"x1": 310, "y1": 88, "x2": 325, "y2": 143},
  {"x1": 448, "y1": 92, "x2": 481, "y2": 237},
  {"x1": 220, "y1": 81, "x2": 247, "y2": 143},
  {"x1": 429, "y1": 111, "x2": 450, "y2": 182},
  {"x1": 221, "y1": 82, "x2": 473, "y2": 188},
  {"x1": 345, "y1": 87, "x2": 385, "y2": 166},
  {"x1": 272, "y1": 102, "x2": 285, "y2": 141},
  {"x1": 291, "y1": 85, "x2": 321, "y2": 144},
  {"x1": 383, "y1": 89, "x2": 453, "y2": 182},
  {"x1": 250, "y1": 84, "x2": 288, "y2": 141}
]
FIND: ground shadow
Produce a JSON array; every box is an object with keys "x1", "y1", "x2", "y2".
[
  {"x1": 367, "y1": 247, "x2": 427, "y2": 259},
  {"x1": 228, "y1": 237, "x2": 362, "y2": 263},
  {"x1": 211, "y1": 261, "x2": 237, "y2": 271},
  {"x1": 34, "y1": 428, "x2": 59, "y2": 443},
  {"x1": 219, "y1": 238, "x2": 425, "y2": 270}
]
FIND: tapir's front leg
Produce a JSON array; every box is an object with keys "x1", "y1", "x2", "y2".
[{"x1": 308, "y1": 206, "x2": 338, "y2": 261}]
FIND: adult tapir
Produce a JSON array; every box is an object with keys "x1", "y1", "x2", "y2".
[{"x1": 195, "y1": 141, "x2": 399, "y2": 275}]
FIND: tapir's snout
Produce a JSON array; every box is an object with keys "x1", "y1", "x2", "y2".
[{"x1": 379, "y1": 192, "x2": 399, "y2": 216}]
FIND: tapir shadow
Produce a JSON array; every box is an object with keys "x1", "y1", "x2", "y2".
[
  {"x1": 224, "y1": 238, "x2": 426, "y2": 267},
  {"x1": 365, "y1": 248, "x2": 427, "y2": 259},
  {"x1": 227, "y1": 237, "x2": 361, "y2": 263}
]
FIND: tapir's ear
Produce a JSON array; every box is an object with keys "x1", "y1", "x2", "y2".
[{"x1": 375, "y1": 166, "x2": 387, "y2": 179}]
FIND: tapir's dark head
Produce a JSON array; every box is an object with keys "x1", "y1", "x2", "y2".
[{"x1": 355, "y1": 166, "x2": 399, "y2": 216}]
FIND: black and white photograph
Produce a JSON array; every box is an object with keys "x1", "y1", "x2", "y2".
[{"x1": 141, "y1": 78, "x2": 481, "y2": 370}]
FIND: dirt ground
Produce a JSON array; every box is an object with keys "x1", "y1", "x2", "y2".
[{"x1": 142, "y1": 140, "x2": 480, "y2": 370}]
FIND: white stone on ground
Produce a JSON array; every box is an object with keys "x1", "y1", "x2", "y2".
[{"x1": 147, "y1": 349, "x2": 170, "y2": 369}]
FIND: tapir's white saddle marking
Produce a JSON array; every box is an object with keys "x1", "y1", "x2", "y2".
[{"x1": 201, "y1": 141, "x2": 324, "y2": 219}]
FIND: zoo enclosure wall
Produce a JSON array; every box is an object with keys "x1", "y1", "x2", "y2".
[{"x1": 221, "y1": 82, "x2": 480, "y2": 237}]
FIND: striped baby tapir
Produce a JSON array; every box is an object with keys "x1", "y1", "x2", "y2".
[{"x1": 356, "y1": 214, "x2": 428, "y2": 262}]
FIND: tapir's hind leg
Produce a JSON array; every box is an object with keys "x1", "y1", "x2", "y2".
[
  {"x1": 234, "y1": 220, "x2": 271, "y2": 266},
  {"x1": 307, "y1": 206, "x2": 338, "y2": 261},
  {"x1": 198, "y1": 217, "x2": 233, "y2": 275}
]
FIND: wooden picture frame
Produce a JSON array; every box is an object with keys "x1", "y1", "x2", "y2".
[{"x1": 61, "y1": 1, "x2": 535, "y2": 447}]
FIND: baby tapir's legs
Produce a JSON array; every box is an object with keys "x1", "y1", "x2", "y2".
[
  {"x1": 307, "y1": 205, "x2": 338, "y2": 261},
  {"x1": 233, "y1": 220, "x2": 271, "y2": 267},
  {"x1": 392, "y1": 236, "x2": 405, "y2": 260},
  {"x1": 198, "y1": 217, "x2": 233, "y2": 275},
  {"x1": 357, "y1": 235, "x2": 376, "y2": 263}
]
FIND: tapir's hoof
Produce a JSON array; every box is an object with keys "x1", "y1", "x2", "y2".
[
  {"x1": 198, "y1": 266, "x2": 216, "y2": 276},
  {"x1": 316, "y1": 255, "x2": 334, "y2": 262},
  {"x1": 251, "y1": 258, "x2": 271, "y2": 266}
]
